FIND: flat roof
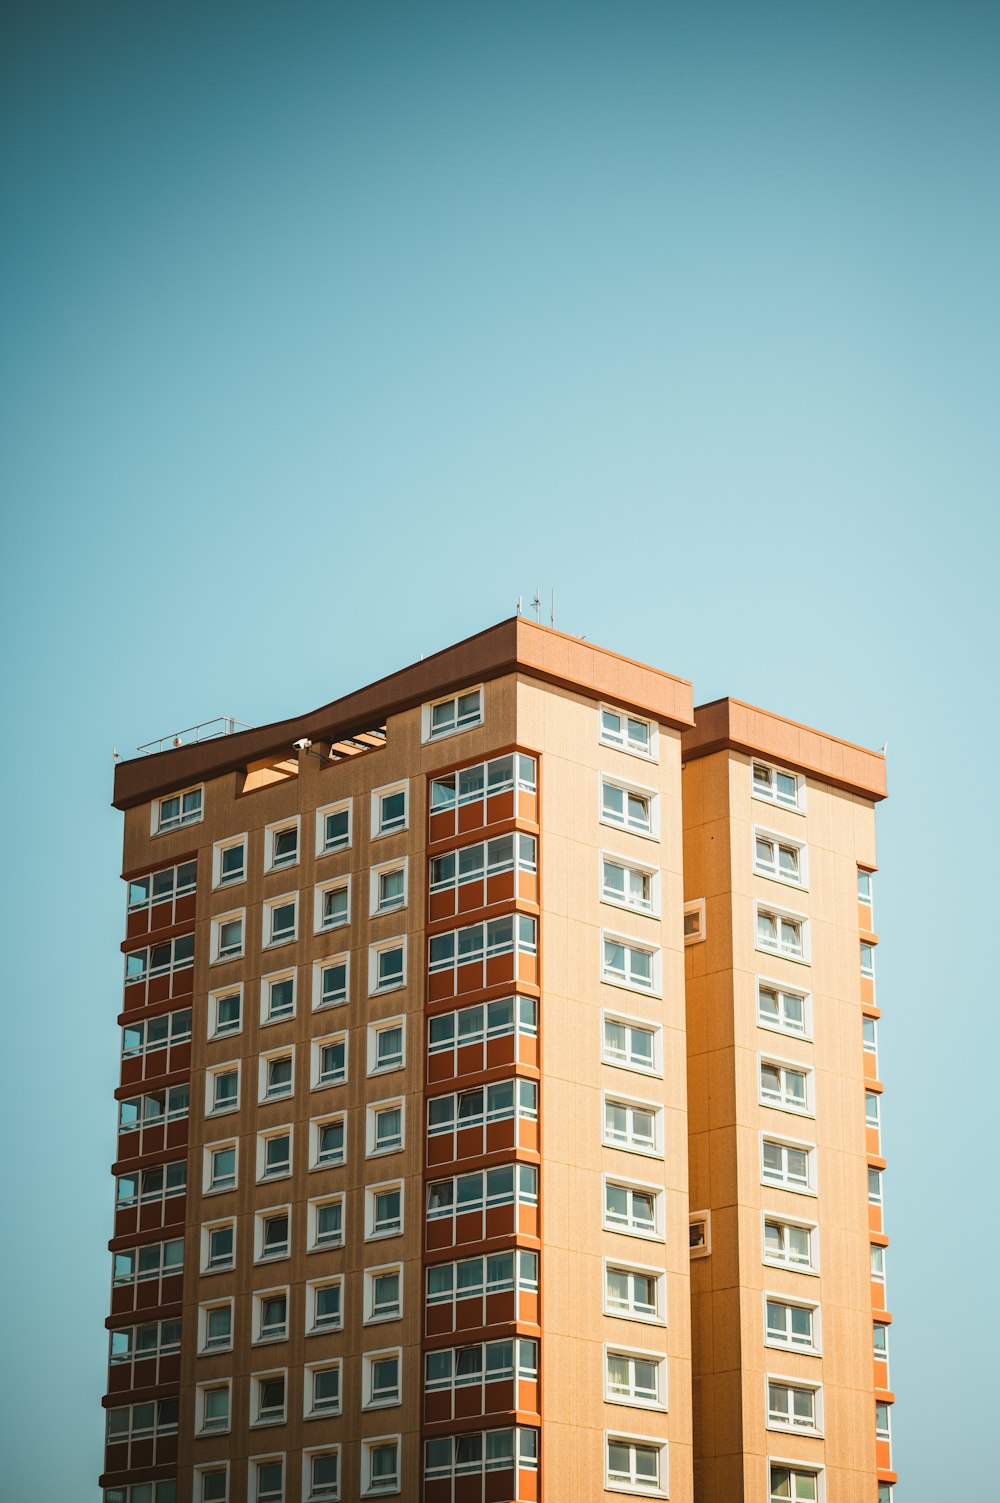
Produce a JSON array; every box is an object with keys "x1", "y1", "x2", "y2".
[{"x1": 112, "y1": 617, "x2": 695, "y2": 810}]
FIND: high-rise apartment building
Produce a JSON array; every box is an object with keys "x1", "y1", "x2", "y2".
[{"x1": 102, "y1": 618, "x2": 893, "y2": 1503}]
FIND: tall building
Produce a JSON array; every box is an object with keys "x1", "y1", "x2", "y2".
[{"x1": 102, "y1": 618, "x2": 892, "y2": 1503}]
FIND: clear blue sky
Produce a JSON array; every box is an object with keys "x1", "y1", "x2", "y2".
[{"x1": 3, "y1": 2, "x2": 997, "y2": 1496}]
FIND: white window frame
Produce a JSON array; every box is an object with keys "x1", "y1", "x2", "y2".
[
  {"x1": 316, "y1": 798, "x2": 352, "y2": 857},
  {"x1": 683, "y1": 898, "x2": 706, "y2": 945},
  {"x1": 310, "y1": 1112, "x2": 347, "y2": 1170},
  {"x1": 866, "y1": 1089, "x2": 882, "y2": 1130},
  {"x1": 212, "y1": 833, "x2": 248, "y2": 890},
  {"x1": 254, "y1": 1206, "x2": 291, "y2": 1264},
  {"x1": 263, "y1": 892, "x2": 298, "y2": 949},
  {"x1": 197, "y1": 1297, "x2": 235, "y2": 1355},
  {"x1": 757, "y1": 977, "x2": 813, "y2": 1040},
  {"x1": 256, "y1": 1127, "x2": 293, "y2": 1183},
  {"x1": 364, "y1": 1263, "x2": 403, "y2": 1325},
  {"x1": 871, "y1": 1242, "x2": 887, "y2": 1287},
  {"x1": 761, "y1": 1132, "x2": 817, "y2": 1196},
  {"x1": 762, "y1": 1212, "x2": 820, "y2": 1275},
  {"x1": 767, "y1": 1459, "x2": 826, "y2": 1503},
  {"x1": 259, "y1": 1045, "x2": 296, "y2": 1105},
  {"x1": 751, "y1": 759, "x2": 806, "y2": 814},
  {"x1": 366, "y1": 1098, "x2": 405, "y2": 1158},
  {"x1": 601, "y1": 929, "x2": 662, "y2": 996},
  {"x1": 422, "y1": 685, "x2": 484, "y2": 743},
  {"x1": 371, "y1": 780, "x2": 409, "y2": 840},
  {"x1": 201, "y1": 1218, "x2": 236, "y2": 1275},
  {"x1": 367, "y1": 1015, "x2": 406, "y2": 1076},
  {"x1": 250, "y1": 1454, "x2": 285, "y2": 1503},
  {"x1": 303, "y1": 1445, "x2": 341, "y2": 1503},
  {"x1": 602, "y1": 1173, "x2": 663, "y2": 1242},
  {"x1": 311, "y1": 1031, "x2": 348, "y2": 1091},
  {"x1": 602, "y1": 1090, "x2": 663, "y2": 1158},
  {"x1": 604, "y1": 1342, "x2": 668, "y2": 1411},
  {"x1": 858, "y1": 867, "x2": 875, "y2": 919},
  {"x1": 362, "y1": 1347, "x2": 403, "y2": 1409},
  {"x1": 195, "y1": 1463, "x2": 230, "y2": 1503},
  {"x1": 365, "y1": 1180, "x2": 404, "y2": 1242},
  {"x1": 758, "y1": 1053, "x2": 814, "y2": 1117},
  {"x1": 253, "y1": 1288, "x2": 290, "y2": 1346},
  {"x1": 261, "y1": 968, "x2": 297, "y2": 1026},
  {"x1": 306, "y1": 1276, "x2": 344, "y2": 1335},
  {"x1": 211, "y1": 910, "x2": 245, "y2": 965},
  {"x1": 600, "y1": 850, "x2": 660, "y2": 916},
  {"x1": 195, "y1": 1377, "x2": 232, "y2": 1436},
  {"x1": 312, "y1": 954, "x2": 349, "y2": 1012},
  {"x1": 599, "y1": 774, "x2": 659, "y2": 840},
  {"x1": 304, "y1": 1362, "x2": 342, "y2": 1421},
  {"x1": 753, "y1": 824, "x2": 809, "y2": 890},
  {"x1": 763, "y1": 1291, "x2": 821, "y2": 1356},
  {"x1": 206, "y1": 1061, "x2": 240, "y2": 1118},
  {"x1": 204, "y1": 1139, "x2": 238, "y2": 1196},
  {"x1": 604, "y1": 1430, "x2": 668, "y2": 1497},
  {"x1": 368, "y1": 936, "x2": 407, "y2": 996},
  {"x1": 264, "y1": 816, "x2": 300, "y2": 874},
  {"x1": 360, "y1": 1435, "x2": 401, "y2": 1497},
  {"x1": 868, "y1": 1166, "x2": 884, "y2": 1207},
  {"x1": 689, "y1": 1211, "x2": 712, "y2": 1259},
  {"x1": 601, "y1": 1009, "x2": 662, "y2": 1077},
  {"x1": 307, "y1": 1193, "x2": 345, "y2": 1253},
  {"x1": 370, "y1": 857, "x2": 408, "y2": 917},
  {"x1": 599, "y1": 703, "x2": 657, "y2": 761},
  {"x1": 602, "y1": 1257, "x2": 666, "y2": 1326},
  {"x1": 153, "y1": 784, "x2": 203, "y2": 836},
  {"x1": 250, "y1": 1367, "x2": 288, "y2": 1427},
  {"x1": 861, "y1": 941, "x2": 876, "y2": 981},
  {"x1": 314, "y1": 875, "x2": 352, "y2": 936},
  {"x1": 765, "y1": 1373, "x2": 824, "y2": 1436},
  {"x1": 208, "y1": 983, "x2": 243, "y2": 1040},
  {"x1": 754, "y1": 900, "x2": 810, "y2": 964}
]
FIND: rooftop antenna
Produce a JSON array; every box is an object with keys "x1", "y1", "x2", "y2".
[
  {"x1": 550, "y1": 589, "x2": 555, "y2": 627},
  {"x1": 516, "y1": 594, "x2": 522, "y2": 617},
  {"x1": 530, "y1": 589, "x2": 540, "y2": 622}
]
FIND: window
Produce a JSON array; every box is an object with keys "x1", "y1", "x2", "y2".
[
  {"x1": 369, "y1": 938, "x2": 406, "y2": 994},
  {"x1": 254, "y1": 1290, "x2": 289, "y2": 1344},
  {"x1": 196, "y1": 1466, "x2": 229, "y2": 1503},
  {"x1": 761, "y1": 1135, "x2": 815, "y2": 1194},
  {"x1": 365, "y1": 1266, "x2": 402, "y2": 1323},
  {"x1": 213, "y1": 835, "x2": 246, "y2": 888},
  {"x1": 362, "y1": 1437, "x2": 400, "y2": 1496},
  {"x1": 604, "y1": 1262, "x2": 664, "y2": 1323},
  {"x1": 155, "y1": 785, "x2": 203, "y2": 833},
  {"x1": 426, "y1": 1079, "x2": 537, "y2": 1146},
  {"x1": 115, "y1": 1160, "x2": 186, "y2": 1210},
  {"x1": 317, "y1": 799, "x2": 352, "y2": 856},
  {"x1": 258, "y1": 1129, "x2": 292, "y2": 1182},
  {"x1": 371, "y1": 858, "x2": 407, "y2": 915},
  {"x1": 605, "y1": 1346, "x2": 666, "y2": 1409},
  {"x1": 763, "y1": 1215, "x2": 818, "y2": 1272},
  {"x1": 372, "y1": 781, "x2": 408, "y2": 838},
  {"x1": 600, "y1": 776, "x2": 655, "y2": 836},
  {"x1": 368, "y1": 1101, "x2": 404, "y2": 1156},
  {"x1": 868, "y1": 1167, "x2": 883, "y2": 1206},
  {"x1": 201, "y1": 1298, "x2": 236, "y2": 1358},
  {"x1": 863, "y1": 1016, "x2": 879, "y2": 1059},
  {"x1": 209, "y1": 986, "x2": 242, "y2": 1038},
  {"x1": 752, "y1": 761, "x2": 804, "y2": 812},
  {"x1": 759, "y1": 1057, "x2": 812, "y2": 1115},
  {"x1": 264, "y1": 895, "x2": 297, "y2": 947},
  {"x1": 603, "y1": 1176, "x2": 661, "y2": 1239},
  {"x1": 689, "y1": 1212, "x2": 711, "y2": 1258},
  {"x1": 602, "y1": 854, "x2": 656, "y2": 913},
  {"x1": 427, "y1": 996, "x2": 537, "y2": 1071},
  {"x1": 366, "y1": 1182, "x2": 403, "y2": 1240},
  {"x1": 602, "y1": 1013, "x2": 660, "y2": 1075},
  {"x1": 123, "y1": 932, "x2": 196, "y2": 986},
  {"x1": 202, "y1": 1220, "x2": 235, "y2": 1274},
  {"x1": 206, "y1": 1141, "x2": 237, "y2": 1195},
  {"x1": 600, "y1": 705, "x2": 654, "y2": 757},
  {"x1": 767, "y1": 1377, "x2": 821, "y2": 1433},
  {"x1": 606, "y1": 1434, "x2": 666, "y2": 1495},
  {"x1": 765, "y1": 1296, "x2": 819, "y2": 1354},
  {"x1": 260, "y1": 1048, "x2": 294, "y2": 1103},
  {"x1": 128, "y1": 859, "x2": 198, "y2": 913},
  {"x1": 429, "y1": 835, "x2": 537, "y2": 900},
  {"x1": 425, "y1": 1250, "x2": 538, "y2": 1312},
  {"x1": 211, "y1": 912, "x2": 244, "y2": 964},
  {"x1": 858, "y1": 867, "x2": 874, "y2": 911},
  {"x1": 423, "y1": 1428, "x2": 539, "y2": 1484},
  {"x1": 311, "y1": 1114, "x2": 346, "y2": 1168},
  {"x1": 307, "y1": 1278, "x2": 343, "y2": 1333},
  {"x1": 207, "y1": 1064, "x2": 240, "y2": 1116},
  {"x1": 113, "y1": 1237, "x2": 184, "y2": 1288},
  {"x1": 313, "y1": 955, "x2": 348, "y2": 1011},
  {"x1": 758, "y1": 980, "x2": 810, "y2": 1037},
  {"x1": 196, "y1": 1381, "x2": 231, "y2": 1434},
  {"x1": 683, "y1": 899, "x2": 705, "y2": 944},
  {"x1": 106, "y1": 1398, "x2": 179, "y2": 1443},
  {"x1": 305, "y1": 1363, "x2": 342, "y2": 1418},
  {"x1": 252, "y1": 1459, "x2": 284, "y2": 1503},
  {"x1": 874, "y1": 1322, "x2": 889, "y2": 1364},
  {"x1": 429, "y1": 752, "x2": 536, "y2": 818},
  {"x1": 308, "y1": 1194, "x2": 344, "y2": 1251},
  {"x1": 603, "y1": 1094, "x2": 661, "y2": 1155},
  {"x1": 315, "y1": 877, "x2": 350, "y2": 934},
  {"x1": 871, "y1": 1243, "x2": 886, "y2": 1284},
  {"x1": 363, "y1": 1349, "x2": 401, "y2": 1408},
  {"x1": 109, "y1": 1317, "x2": 181, "y2": 1366},
  {"x1": 876, "y1": 1399, "x2": 892, "y2": 1440},
  {"x1": 255, "y1": 1209, "x2": 290, "y2": 1263},
  {"x1": 860, "y1": 942, "x2": 876, "y2": 980},
  {"x1": 118, "y1": 1084, "x2": 190, "y2": 1135},
  {"x1": 878, "y1": 1488, "x2": 894, "y2": 1503},
  {"x1": 312, "y1": 1033, "x2": 347, "y2": 1089},
  {"x1": 768, "y1": 1463, "x2": 821, "y2": 1501},
  {"x1": 865, "y1": 1091, "x2": 881, "y2": 1130},
  {"x1": 602, "y1": 933, "x2": 659, "y2": 993},
  {"x1": 424, "y1": 686, "x2": 484, "y2": 740},
  {"x1": 262, "y1": 970, "x2": 296, "y2": 1024},
  {"x1": 368, "y1": 1017, "x2": 405, "y2": 1075},
  {"x1": 265, "y1": 818, "x2": 299, "y2": 872},
  {"x1": 754, "y1": 828, "x2": 807, "y2": 889},
  {"x1": 121, "y1": 1008, "x2": 193, "y2": 1060},
  {"x1": 252, "y1": 1371, "x2": 287, "y2": 1424},
  {"x1": 755, "y1": 903, "x2": 808, "y2": 962},
  {"x1": 304, "y1": 1448, "x2": 340, "y2": 1503},
  {"x1": 428, "y1": 915, "x2": 537, "y2": 984}
]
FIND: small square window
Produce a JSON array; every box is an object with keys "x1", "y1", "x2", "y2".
[
  {"x1": 603, "y1": 1176, "x2": 661, "y2": 1240},
  {"x1": 683, "y1": 898, "x2": 706, "y2": 944},
  {"x1": 155, "y1": 785, "x2": 203, "y2": 834},
  {"x1": 252, "y1": 1371, "x2": 287, "y2": 1426},
  {"x1": 260, "y1": 1048, "x2": 295, "y2": 1103},
  {"x1": 605, "y1": 1344, "x2": 667, "y2": 1409},
  {"x1": 197, "y1": 1465, "x2": 229, "y2": 1503},
  {"x1": 304, "y1": 1446, "x2": 340, "y2": 1502},
  {"x1": 197, "y1": 1379, "x2": 231, "y2": 1434},
  {"x1": 761, "y1": 1134, "x2": 816, "y2": 1194},
  {"x1": 424, "y1": 687, "x2": 483, "y2": 741},
  {"x1": 317, "y1": 800, "x2": 352, "y2": 856},
  {"x1": 366, "y1": 1182, "x2": 403, "y2": 1241},
  {"x1": 307, "y1": 1278, "x2": 343, "y2": 1334},
  {"x1": 602, "y1": 933, "x2": 660, "y2": 994},
  {"x1": 305, "y1": 1363, "x2": 342, "y2": 1419},
  {"x1": 752, "y1": 761, "x2": 805, "y2": 812},
  {"x1": 368, "y1": 1017, "x2": 405, "y2": 1075},
  {"x1": 600, "y1": 705, "x2": 654, "y2": 757},
  {"x1": 362, "y1": 1437, "x2": 400, "y2": 1496},
  {"x1": 367, "y1": 1101, "x2": 404, "y2": 1157},
  {"x1": 372, "y1": 782, "x2": 408, "y2": 839},
  {"x1": 365, "y1": 1265, "x2": 402, "y2": 1323},
  {"x1": 265, "y1": 895, "x2": 298, "y2": 948},
  {"x1": 262, "y1": 971, "x2": 296, "y2": 1025},
  {"x1": 256, "y1": 1209, "x2": 290, "y2": 1263},
  {"x1": 369, "y1": 938, "x2": 406, "y2": 995},
  {"x1": 207, "y1": 1064, "x2": 240, "y2": 1116},
  {"x1": 755, "y1": 903, "x2": 809, "y2": 963},
  {"x1": 258, "y1": 1130, "x2": 292, "y2": 1182},
  {"x1": 600, "y1": 776, "x2": 655, "y2": 836},
  {"x1": 606, "y1": 1434, "x2": 666, "y2": 1494},
  {"x1": 768, "y1": 1465, "x2": 822, "y2": 1503},
  {"x1": 203, "y1": 1219, "x2": 236, "y2": 1274},
  {"x1": 764, "y1": 1214, "x2": 818, "y2": 1273},
  {"x1": 253, "y1": 1458, "x2": 284, "y2": 1503},
  {"x1": 311, "y1": 1114, "x2": 346, "y2": 1169},
  {"x1": 313, "y1": 1033, "x2": 348, "y2": 1089},
  {"x1": 315, "y1": 878, "x2": 350, "y2": 934},
  {"x1": 689, "y1": 1212, "x2": 712, "y2": 1258},
  {"x1": 603, "y1": 1261, "x2": 663, "y2": 1323},
  {"x1": 765, "y1": 1294, "x2": 819, "y2": 1354},
  {"x1": 212, "y1": 912, "x2": 245, "y2": 964},
  {"x1": 767, "y1": 1377, "x2": 822, "y2": 1434},
  {"x1": 602, "y1": 854, "x2": 657, "y2": 914},
  {"x1": 309, "y1": 1194, "x2": 344, "y2": 1251},
  {"x1": 602, "y1": 1012, "x2": 660, "y2": 1075},
  {"x1": 759, "y1": 1056, "x2": 813, "y2": 1116},
  {"x1": 371, "y1": 859, "x2": 407, "y2": 916},
  {"x1": 265, "y1": 819, "x2": 299, "y2": 872},
  {"x1": 209, "y1": 985, "x2": 243, "y2": 1039},
  {"x1": 254, "y1": 1290, "x2": 289, "y2": 1344},
  {"x1": 200, "y1": 1299, "x2": 234, "y2": 1354},
  {"x1": 206, "y1": 1141, "x2": 237, "y2": 1195},
  {"x1": 213, "y1": 835, "x2": 247, "y2": 889},
  {"x1": 363, "y1": 1349, "x2": 401, "y2": 1408},
  {"x1": 754, "y1": 826, "x2": 808, "y2": 888},
  {"x1": 757, "y1": 980, "x2": 811, "y2": 1038}
]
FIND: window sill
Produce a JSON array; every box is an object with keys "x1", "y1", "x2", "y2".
[
  {"x1": 602, "y1": 1222, "x2": 664, "y2": 1244},
  {"x1": 603, "y1": 1396, "x2": 669, "y2": 1414},
  {"x1": 601, "y1": 974, "x2": 662, "y2": 1000},
  {"x1": 754, "y1": 945, "x2": 811, "y2": 969},
  {"x1": 751, "y1": 792, "x2": 806, "y2": 817},
  {"x1": 598, "y1": 816, "x2": 659, "y2": 844},
  {"x1": 599, "y1": 739, "x2": 658, "y2": 765},
  {"x1": 603, "y1": 1307, "x2": 666, "y2": 1328},
  {"x1": 764, "y1": 1338, "x2": 821, "y2": 1358},
  {"x1": 754, "y1": 871, "x2": 810, "y2": 895},
  {"x1": 601, "y1": 1057, "x2": 663, "y2": 1080},
  {"x1": 762, "y1": 1257, "x2": 820, "y2": 1278},
  {"x1": 761, "y1": 1180, "x2": 817, "y2": 1200}
]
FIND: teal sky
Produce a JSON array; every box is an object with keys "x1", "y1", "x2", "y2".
[{"x1": 3, "y1": 2, "x2": 997, "y2": 1496}]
